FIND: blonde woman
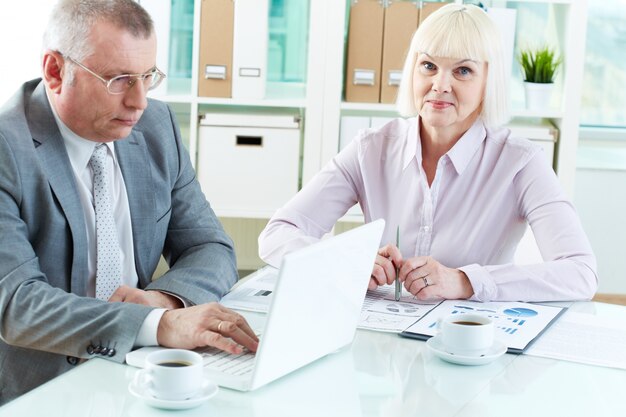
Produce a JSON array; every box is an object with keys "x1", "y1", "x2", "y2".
[{"x1": 259, "y1": 4, "x2": 596, "y2": 302}]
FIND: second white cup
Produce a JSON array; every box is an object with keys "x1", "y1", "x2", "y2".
[{"x1": 439, "y1": 313, "x2": 494, "y2": 356}]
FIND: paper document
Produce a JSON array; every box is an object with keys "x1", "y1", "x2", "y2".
[
  {"x1": 524, "y1": 311, "x2": 626, "y2": 370},
  {"x1": 221, "y1": 267, "x2": 278, "y2": 312},
  {"x1": 359, "y1": 286, "x2": 439, "y2": 332},
  {"x1": 400, "y1": 300, "x2": 566, "y2": 353},
  {"x1": 222, "y1": 267, "x2": 439, "y2": 333}
]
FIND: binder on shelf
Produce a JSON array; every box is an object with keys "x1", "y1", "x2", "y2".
[
  {"x1": 345, "y1": 0, "x2": 385, "y2": 103},
  {"x1": 380, "y1": 1, "x2": 419, "y2": 104},
  {"x1": 370, "y1": 116, "x2": 395, "y2": 130},
  {"x1": 339, "y1": 116, "x2": 396, "y2": 152},
  {"x1": 232, "y1": 0, "x2": 269, "y2": 99},
  {"x1": 198, "y1": 0, "x2": 234, "y2": 98},
  {"x1": 339, "y1": 116, "x2": 370, "y2": 151},
  {"x1": 419, "y1": 1, "x2": 447, "y2": 24}
]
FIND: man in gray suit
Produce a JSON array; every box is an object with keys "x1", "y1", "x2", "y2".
[{"x1": 0, "y1": 0, "x2": 258, "y2": 404}]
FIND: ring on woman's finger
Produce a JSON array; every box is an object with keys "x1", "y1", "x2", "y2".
[
  {"x1": 217, "y1": 321, "x2": 224, "y2": 332},
  {"x1": 422, "y1": 276, "x2": 430, "y2": 287}
]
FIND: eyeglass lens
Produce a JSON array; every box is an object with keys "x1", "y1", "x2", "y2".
[{"x1": 108, "y1": 71, "x2": 163, "y2": 94}]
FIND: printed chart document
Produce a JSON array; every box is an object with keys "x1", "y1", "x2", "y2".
[
  {"x1": 524, "y1": 310, "x2": 626, "y2": 370},
  {"x1": 221, "y1": 267, "x2": 439, "y2": 333},
  {"x1": 221, "y1": 267, "x2": 279, "y2": 313},
  {"x1": 400, "y1": 300, "x2": 566, "y2": 353},
  {"x1": 358, "y1": 286, "x2": 439, "y2": 332}
]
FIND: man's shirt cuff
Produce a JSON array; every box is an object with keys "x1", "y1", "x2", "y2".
[{"x1": 134, "y1": 308, "x2": 167, "y2": 347}]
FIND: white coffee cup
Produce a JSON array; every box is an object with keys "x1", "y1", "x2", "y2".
[
  {"x1": 134, "y1": 349, "x2": 204, "y2": 401},
  {"x1": 439, "y1": 314, "x2": 494, "y2": 356}
]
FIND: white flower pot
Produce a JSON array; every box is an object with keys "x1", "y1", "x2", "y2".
[{"x1": 523, "y1": 82, "x2": 555, "y2": 111}]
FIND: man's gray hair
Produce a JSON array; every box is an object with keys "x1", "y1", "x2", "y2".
[{"x1": 43, "y1": 0, "x2": 154, "y2": 61}]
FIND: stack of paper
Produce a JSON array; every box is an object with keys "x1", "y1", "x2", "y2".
[
  {"x1": 524, "y1": 310, "x2": 626, "y2": 370},
  {"x1": 507, "y1": 118, "x2": 559, "y2": 142}
]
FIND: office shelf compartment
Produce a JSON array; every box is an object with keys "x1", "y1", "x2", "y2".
[{"x1": 197, "y1": 114, "x2": 301, "y2": 218}]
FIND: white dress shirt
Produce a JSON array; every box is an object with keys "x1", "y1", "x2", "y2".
[
  {"x1": 259, "y1": 117, "x2": 598, "y2": 302},
  {"x1": 48, "y1": 94, "x2": 163, "y2": 346}
]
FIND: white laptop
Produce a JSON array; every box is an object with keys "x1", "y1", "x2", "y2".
[{"x1": 126, "y1": 219, "x2": 385, "y2": 391}]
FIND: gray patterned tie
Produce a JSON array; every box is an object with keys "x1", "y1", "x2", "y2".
[{"x1": 90, "y1": 144, "x2": 122, "y2": 300}]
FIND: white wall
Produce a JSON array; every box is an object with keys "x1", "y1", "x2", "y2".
[
  {"x1": 0, "y1": 2, "x2": 55, "y2": 104},
  {"x1": 574, "y1": 141, "x2": 626, "y2": 294}
]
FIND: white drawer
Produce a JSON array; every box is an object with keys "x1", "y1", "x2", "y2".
[{"x1": 197, "y1": 114, "x2": 300, "y2": 217}]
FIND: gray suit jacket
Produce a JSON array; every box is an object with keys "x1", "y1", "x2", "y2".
[{"x1": 0, "y1": 80, "x2": 237, "y2": 404}]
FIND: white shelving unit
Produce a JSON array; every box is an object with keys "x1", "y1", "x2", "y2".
[
  {"x1": 148, "y1": 0, "x2": 588, "y2": 267},
  {"x1": 151, "y1": 0, "x2": 588, "y2": 202},
  {"x1": 304, "y1": 0, "x2": 587, "y2": 199},
  {"x1": 147, "y1": 0, "x2": 310, "y2": 173}
]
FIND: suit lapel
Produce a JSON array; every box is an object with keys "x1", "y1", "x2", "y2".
[
  {"x1": 26, "y1": 82, "x2": 156, "y2": 289},
  {"x1": 27, "y1": 83, "x2": 89, "y2": 296},
  {"x1": 115, "y1": 131, "x2": 155, "y2": 284}
]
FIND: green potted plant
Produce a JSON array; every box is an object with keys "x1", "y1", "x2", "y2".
[{"x1": 517, "y1": 46, "x2": 562, "y2": 110}]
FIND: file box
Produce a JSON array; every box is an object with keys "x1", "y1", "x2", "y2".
[{"x1": 197, "y1": 114, "x2": 301, "y2": 216}]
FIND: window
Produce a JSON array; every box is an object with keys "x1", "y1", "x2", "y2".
[{"x1": 580, "y1": 0, "x2": 626, "y2": 128}]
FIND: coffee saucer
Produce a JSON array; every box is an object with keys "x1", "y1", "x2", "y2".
[
  {"x1": 426, "y1": 335, "x2": 507, "y2": 366},
  {"x1": 129, "y1": 377, "x2": 218, "y2": 410}
]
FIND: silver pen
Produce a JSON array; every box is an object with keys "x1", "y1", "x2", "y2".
[{"x1": 395, "y1": 226, "x2": 401, "y2": 301}]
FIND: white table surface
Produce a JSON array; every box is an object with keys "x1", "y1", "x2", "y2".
[{"x1": 2, "y1": 301, "x2": 626, "y2": 417}]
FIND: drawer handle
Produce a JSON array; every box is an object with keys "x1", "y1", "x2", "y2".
[{"x1": 236, "y1": 135, "x2": 263, "y2": 146}]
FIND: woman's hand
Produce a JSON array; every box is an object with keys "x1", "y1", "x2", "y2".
[
  {"x1": 369, "y1": 244, "x2": 403, "y2": 290},
  {"x1": 399, "y1": 256, "x2": 474, "y2": 300}
]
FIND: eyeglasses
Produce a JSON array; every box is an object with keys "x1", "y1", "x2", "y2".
[{"x1": 64, "y1": 56, "x2": 166, "y2": 95}]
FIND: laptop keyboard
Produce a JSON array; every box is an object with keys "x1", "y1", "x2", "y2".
[{"x1": 198, "y1": 346, "x2": 257, "y2": 376}]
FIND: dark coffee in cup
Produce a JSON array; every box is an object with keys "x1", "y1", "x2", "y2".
[
  {"x1": 139, "y1": 349, "x2": 204, "y2": 401},
  {"x1": 441, "y1": 313, "x2": 495, "y2": 355},
  {"x1": 158, "y1": 361, "x2": 193, "y2": 367}
]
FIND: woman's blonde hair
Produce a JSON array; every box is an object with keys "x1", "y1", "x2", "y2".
[{"x1": 396, "y1": 4, "x2": 509, "y2": 128}]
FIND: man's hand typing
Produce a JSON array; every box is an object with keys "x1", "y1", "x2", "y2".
[{"x1": 156, "y1": 303, "x2": 259, "y2": 355}]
